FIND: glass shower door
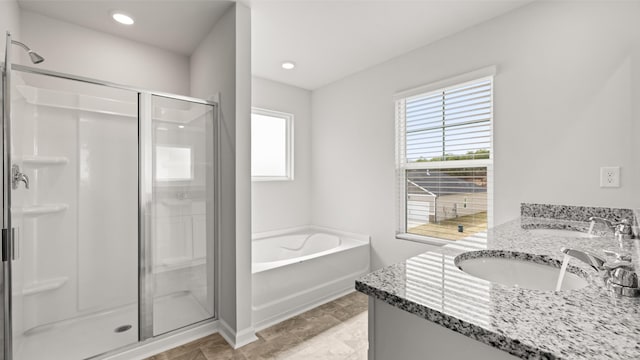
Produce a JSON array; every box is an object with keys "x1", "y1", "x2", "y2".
[
  {"x1": 7, "y1": 71, "x2": 139, "y2": 360},
  {"x1": 3, "y1": 64, "x2": 218, "y2": 359},
  {"x1": 146, "y1": 95, "x2": 216, "y2": 336}
]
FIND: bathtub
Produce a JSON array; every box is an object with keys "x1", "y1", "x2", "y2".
[{"x1": 251, "y1": 226, "x2": 370, "y2": 330}]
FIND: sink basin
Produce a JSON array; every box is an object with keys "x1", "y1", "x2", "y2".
[
  {"x1": 527, "y1": 228, "x2": 596, "y2": 238},
  {"x1": 456, "y1": 253, "x2": 589, "y2": 291}
]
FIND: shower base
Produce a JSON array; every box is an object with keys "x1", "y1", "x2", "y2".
[{"x1": 16, "y1": 291, "x2": 210, "y2": 360}]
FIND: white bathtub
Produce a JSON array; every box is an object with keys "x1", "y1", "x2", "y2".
[{"x1": 251, "y1": 226, "x2": 370, "y2": 330}]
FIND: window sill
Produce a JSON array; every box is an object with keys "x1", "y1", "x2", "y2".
[{"x1": 395, "y1": 233, "x2": 452, "y2": 246}]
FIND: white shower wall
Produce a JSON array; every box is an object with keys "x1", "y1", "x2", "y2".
[
  {"x1": 9, "y1": 76, "x2": 218, "y2": 359},
  {"x1": 9, "y1": 76, "x2": 140, "y2": 360}
]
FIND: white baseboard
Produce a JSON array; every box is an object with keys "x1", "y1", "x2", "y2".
[
  {"x1": 100, "y1": 320, "x2": 219, "y2": 360},
  {"x1": 218, "y1": 319, "x2": 258, "y2": 349}
]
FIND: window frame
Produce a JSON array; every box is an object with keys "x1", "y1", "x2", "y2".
[
  {"x1": 395, "y1": 67, "x2": 495, "y2": 245},
  {"x1": 251, "y1": 107, "x2": 295, "y2": 182},
  {"x1": 154, "y1": 144, "x2": 195, "y2": 185}
]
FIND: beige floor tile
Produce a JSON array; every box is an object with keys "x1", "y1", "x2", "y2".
[
  {"x1": 334, "y1": 291, "x2": 367, "y2": 307},
  {"x1": 293, "y1": 314, "x2": 341, "y2": 340},
  {"x1": 345, "y1": 350, "x2": 369, "y2": 360},
  {"x1": 335, "y1": 327, "x2": 367, "y2": 351},
  {"x1": 244, "y1": 334, "x2": 304, "y2": 359},
  {"x1": 150, "y1": 292, "x2": 369, "y2": 360},
  {"x1": 201, "y1": 348, "x2": 248, "y2": 360},
  {"x1": 298, "y1": 306, "x2": 326, "y2": 321},
  {"x1": 170, "y1": 349, "x2": 208, "y2": 360},
  {"x1": 280, "y1": 335, "x2": 356, "y2": 360},
  {"x1": 257, "y1": 316, "x2": 311, "y2": 341}
]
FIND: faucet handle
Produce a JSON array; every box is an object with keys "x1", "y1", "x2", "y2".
[
  {"x1": 603, "y1": 250, "x2": 632, "y2": 262},
  {"x1": 606, "y1": 265, "x2": 639, "y2": 289},
  {"x1": 614, "y1": 219, "x2": 635, "y2": 239},
  {"x1": 603, "y1": 260, "x2": 634, "y2": 271},
  {"x1": 602, "y1": 250, "x2": 638, "y2": 289}
]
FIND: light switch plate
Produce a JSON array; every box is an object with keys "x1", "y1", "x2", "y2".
[{"x1": 600, "y1": 166, "x2": 620, "y2": 188}]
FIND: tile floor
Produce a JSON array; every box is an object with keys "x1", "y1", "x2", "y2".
[{"x1": 146, "y1": 291, "x2": 368, "y2": 360}]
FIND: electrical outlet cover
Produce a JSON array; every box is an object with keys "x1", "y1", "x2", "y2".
[{"x1": 600, "y1": 166, "x2": 620, "y2": 188}]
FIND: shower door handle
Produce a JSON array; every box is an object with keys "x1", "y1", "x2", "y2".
[
  {"x1": 12, "y1": 164, "x2": 29, "y2": 189},
  {"x1": 1, "y1": 228, "x2": 17, "y2": 261},
  {"x1": 2, "y1": 228, "x2": 8, "y2": 262}
]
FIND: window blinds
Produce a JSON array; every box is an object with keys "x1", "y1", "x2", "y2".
[
  {"x1": 403, "y1": 79, "x2": 492, "y2": 163},
  {"x1": 396, "y1": 76, "x2": 493, "y2": 241}
]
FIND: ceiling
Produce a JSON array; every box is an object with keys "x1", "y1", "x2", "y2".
[
  {"x1": 17, "y1": 0, "x2": 531, "y2": 90},
  {"x1": 17, "y1": 0, "x2": 234, "y2": 55},
  {"x1": 251, "y1": 1, "x2": 530, "y2": 90}
]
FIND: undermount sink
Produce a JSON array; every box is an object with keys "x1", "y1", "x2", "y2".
[
  {"x1": 455, "y1": 252, "x2": 589, "y2": 291},
  {"x1": 526, "y1": 228, "x2": 596, "y2": 238}
]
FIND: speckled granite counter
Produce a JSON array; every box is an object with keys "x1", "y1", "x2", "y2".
[{"x1": 356, "y1": 205, "x2": 640, "y2": 359}]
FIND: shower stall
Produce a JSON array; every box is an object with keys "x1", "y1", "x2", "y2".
[{"x1": 1, "y1": 33, "x2": 219, "y2": 359}]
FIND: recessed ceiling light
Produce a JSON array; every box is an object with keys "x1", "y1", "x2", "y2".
[
  {"x1": 178, "y1": 125, "x2": 185, "y2": 129},
  {"x1": 112, "y1": 12, "x2": 134, "y2": 25},
  {"x1": 281, "y1": 61, "x2": 296, "y2": 70}
]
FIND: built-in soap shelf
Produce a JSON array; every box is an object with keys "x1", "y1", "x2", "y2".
[
  {"x1": 12, "y1": 204, "x2": 69, "y2": 217},
  {"x1": 22, "y1": 277, "x2": 68, "y2": 296},
  {"x1": 20, "y1": 156, "x2": 69, "y2": 167}
]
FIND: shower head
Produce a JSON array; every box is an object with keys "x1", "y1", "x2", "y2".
[
  {"x1": 11, "y1": 40, "x2": 45, "y2": 64},
  {"x1": 27, "y1": 51, "x2": 44, "y2": 64}
]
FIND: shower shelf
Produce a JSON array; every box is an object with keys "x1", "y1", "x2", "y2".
[
  {"x1": 23, "y1": 277, "x2": 68, "y2": 296},
  {"x1": 21, "y1": 156, "x2": 69, "y2": 167},
  {"x1": 13, "y1": 204, "x2": 69, "y2": 217}
]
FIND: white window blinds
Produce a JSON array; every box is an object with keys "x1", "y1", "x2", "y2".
[
  {"x1": 396, "y1": 74, "x2": 493, "y2": 242},
  {"x1": 402, "y1": 78, "x2": 492, "y2": 163}
]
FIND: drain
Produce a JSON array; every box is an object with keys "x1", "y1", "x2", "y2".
[{"x1": 114, "y1": 325, "x2": 132, "y2": 333}]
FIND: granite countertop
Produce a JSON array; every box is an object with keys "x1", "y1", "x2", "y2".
[{"x1": 356, "y1": 214, "x2": 640, "y2": 359}]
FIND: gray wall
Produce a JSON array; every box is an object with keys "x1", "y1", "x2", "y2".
[
  {"x1": 20, "y1": 11, "x2": 190, "y2": 95},
  {"x1": 251, "y1": 76, "x2": 312, "y2": 233},
  {"x1": 310, "y1": 1, "x2": 640, "y2": 269},
  {"x1": 190, "y1": 2, "x2": 253, "y2": 343},
  {"x1": 0, "y1": 0, "x2": 20, "y2": 42}
]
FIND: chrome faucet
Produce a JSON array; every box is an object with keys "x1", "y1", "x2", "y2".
[
  {"x1": 602, "y1": 250, "x2": 639, "y2": 297},
  {"x1": 588, "y1": 216, "x2": 635, "y2": 240},
  {"x1": 588, "y1": 216, "x2": 615, "y2": 231},
  {"x1": 560, "y1": 247, "x2": 606, "y2": 271},
  {"x1": 614, "y1": 219, "x2": 634, "y2": 240},
  {"x1": 560, "y1": 247, "x2": 639, "y2": 297},
  {"x1": 11, "y1": 164, "x2": 29, "y2": 190}
]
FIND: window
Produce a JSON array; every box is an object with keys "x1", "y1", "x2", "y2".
[
  {"x1": 156, "y1": 146, "x2": 193, "y2": 181},
  {"x1": 251, "y1": 108, "x2": 294, "y2": 181},
  {"x1": 395, "y1": 68, "x2": 494, "y2": 243}
]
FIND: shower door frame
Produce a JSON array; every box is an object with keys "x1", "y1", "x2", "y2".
[
  {"x1": 1, "y1": 61, "x2": 220, "y2": 359},
  {"x1": 1, "y1": 32, "x2": 15, "y2": 360}
]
